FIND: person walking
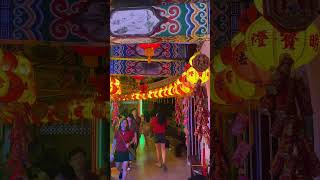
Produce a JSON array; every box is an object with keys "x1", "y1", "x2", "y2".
[
  {"x1": 127, "y1": 108, "x2": 140, "y2": 170},
  {"x1": 150, "y1": 111, "x2": 168, "y2": 172},
  {"x1": 111, "y1": 118, "x2": 136, "y2": 180},
  {"x1": 130, "y1": 108, "x2": 141, "y2": 146}
]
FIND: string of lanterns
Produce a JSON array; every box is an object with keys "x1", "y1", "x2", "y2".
[
  {"x1": 0, "y1": 49, "x2": 36, "y2": 105},
  {"x1": 111, "y1": 52, "x2": 210, "y2": 101}
]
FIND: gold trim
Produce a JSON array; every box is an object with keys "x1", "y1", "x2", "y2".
[{"x1": 110, "y1": 57, "x2": 185, "y2": 62}]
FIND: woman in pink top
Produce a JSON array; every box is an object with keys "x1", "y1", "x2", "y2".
[
  {"x1": 111, "y1": 118, "x2": 136, "y2": 180},
  {"x1": 150, "y1": 112, "x2": 168, "y2": 171}
]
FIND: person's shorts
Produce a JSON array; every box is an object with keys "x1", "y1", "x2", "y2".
[
  {"x1": 154, "y1": 133, "x2": 166, "y2": 144},
  {"x1": 114, "y1": 151, "x2": 130, "y2": 162}
]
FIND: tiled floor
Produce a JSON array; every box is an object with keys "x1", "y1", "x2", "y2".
[{"x1": 111, "y1": 142, "x2": 190, "y2": 180}]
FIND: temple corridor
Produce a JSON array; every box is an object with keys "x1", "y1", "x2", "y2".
[{"x1": 111, "y1": 136, "x2": 190, "y2": 180}]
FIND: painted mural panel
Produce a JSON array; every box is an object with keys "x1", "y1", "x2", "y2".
[
  {"x1": 110, "y1": 60, "x2": 185, "y2": 76},
  {"x1": 0, "y1": 0, "x2": 107, "y2": 43},
  {"x1": 111, "y1": 43, "x2": 188, "y2": 59},
  {"x1": 110, "y1": 8, "x2": 161, "y2": 37},
  {"x1": 110, "y1": 3, "x2": 210, "y2": 43}
]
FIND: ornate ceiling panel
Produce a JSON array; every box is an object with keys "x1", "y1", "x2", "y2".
[
  {"x1": 111, "y1": 43, "x2": 188, "y2": 60},
  {"x1": 110, "y1": 60, "x2": 185, "y2": 76}
]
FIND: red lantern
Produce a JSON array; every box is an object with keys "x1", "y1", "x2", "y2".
[
  {"x1": 0, "y1": 72, "x2": 25, "y2": 103},
  {"x1": 184, "y1": 64, "x2": 191, "y2": 71},
  {"x1": 220, "y1": 46, "x2": 233, "y2": 65},
  {"x1": 214, "y1": 70, "x2": 243, "y2": 104},
  {"x1": 239, "y1": 5, "x2": 259, "y2": 33},
  {"x1": 74, "y1": 106, "x2": 84, "y2": 119},
  {"x1": 232, "y1": 42, "x2": 271, "y2": 85},
  {"x1": 31, "y1": 103, "x2": 48, "y2": 124},
  {"x1": 1, "y1": 51, "x2": 18, "y2": 71},
  {"x1": 138, "y1": 43, "x2": 161, "y2": 63},
  {"x1": 140, "y1": 83, "x2": 148, "y2": 93},
  {"x1": 132, "y1": 75, "x2": 144, "y2": 81}
]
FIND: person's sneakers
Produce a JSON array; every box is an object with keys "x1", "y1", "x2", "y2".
[
  {"x1": 155, "y1": 162, "x2": 162, "y2": 168},
  {"x1": 162, "y1": 164, "x2": 168, "y2": 172}
]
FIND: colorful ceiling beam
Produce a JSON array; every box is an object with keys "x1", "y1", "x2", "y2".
[
  {"x1": 0, "y1": 1, "x2": 106, "y2": 43},
  {"x1": 110, "y1": 2, "x2": 209, "y2": 44},
  {"x1": 111, "y1": 43, "x2": 188, "y2": 60},
  {"x1": 111, "y1": 52, "x2": 210, "y2": 101},
  {"x1": 110, "y1": 60, "x2": 186, "y2": 76}
]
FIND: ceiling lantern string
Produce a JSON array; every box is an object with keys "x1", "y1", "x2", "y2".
[{"x1": 111, "y1": 52, "x2": 210, "y2": 102}]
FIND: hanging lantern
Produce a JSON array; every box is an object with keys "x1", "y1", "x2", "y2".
[
  {"x1": 0, "y1": 70, "x2": 9, "y2": 97},
  {"x1": 180, "y1": 73, "x2": 194, "y2": 89},
  {"x1": 238, "y1": 5, "x2": 259, "y2": 33},
  {"x1": 189, "y1": 53, "x2": 210, "y2": 72},
  {"x1": 148, "y1": 91, "x2": 153, "y2": 99},
  {"x1": 254, "y1": 0, "x2": 263, "y2": 15},
  {"x1": 110, "y1": 77, "x2": 121, "y2": 95},
  {"x1": 161, "y1": 87, "x2": 166, "y2": 97},
  {"x1": 0, "y1": 50, "x2": 18, "y2": 71},
  {"x1": 199, "y1": 69, "x2": 210, "y2": 83},
  {"x1": 179, "y1": 83, "x2": 192, "y2": 94},
  {"x1": 213, "y1": 54, "x2": 227, "y2": 73},
  {"x1": 189, "y1": 52, "x2": 201, "y2": 66},
  {"x1": 163, "y1": 86, "x2": 169, "y2": 97},
  {"x1": 74, "y1": 105, "x2": 84, "y2": 119},
  {"x1": 17, "y1": 76, "x2": 36, "y2": 105},
  {"x1": 0, "y1": 72, "x2": 25, "y2": 103},
  {"x1": 232, "y1": 41, "x2": 271, "y2": 85},
  {"x1": 54, "y1": 102, "x2": 70, "y2": 122},
  {"x1": 158, "y1": 88, "x2": 164, "y2": 98},
  {"x1": 30, "y1": 102, "x2": 48, "y2": 124},
  {"x1": 138, "y1": 43, "x2": 161, "y2": 63},
  {"x1": 214, "y1": 70, "x2": 243, "y2": 104},
  {"x1": 245, "y1": 17, "x2": 320, "y2": 70},
  {"x1": 131, "y1": 94, "x2": 136, "y2": 100},
  {"x1": 15, "y1": 55, "x2": 33, "y2": 77},
  {"x1": 173, "y1": 82, "x2": 181, "y2": 96},
  {"x1": 82, "y1": 99, "x2": 94, "y2": 120},
  {"x1": 153, "y1": 89, "x2": 159, "y2": 98},
  {"x1": 210, "y1": 74, "x2": 226, "y2": 105},
  {"x1": 141, "y1": 93, "x2": 147, "y2": 100},
  {"x1": 135, "y1": 93, "x2": 141, "y2": 100},
  {"x1": 176, "y1": 84, "x2": 186, "y2": 96},
  {"x1": 223, "y1": 68, "x2": 264, "y2": 100},
  {"x1": 186, "y1": 67, "x2": 200, "y2": 84},
  {"x1": 140, "y1": 83, "x2": 148, "y2": 93},
  {"x1": 168, "y1": 84, "x2": 174, "y2": 96}
]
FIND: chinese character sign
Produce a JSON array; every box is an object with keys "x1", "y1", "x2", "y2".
[{"x1": 245, "y1": 17, "x2": 320, "y2": 71}]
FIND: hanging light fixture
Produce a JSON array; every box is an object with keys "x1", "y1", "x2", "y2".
[{"x1": 138, "y1": 43, "x2": 161, "y2": 63}]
